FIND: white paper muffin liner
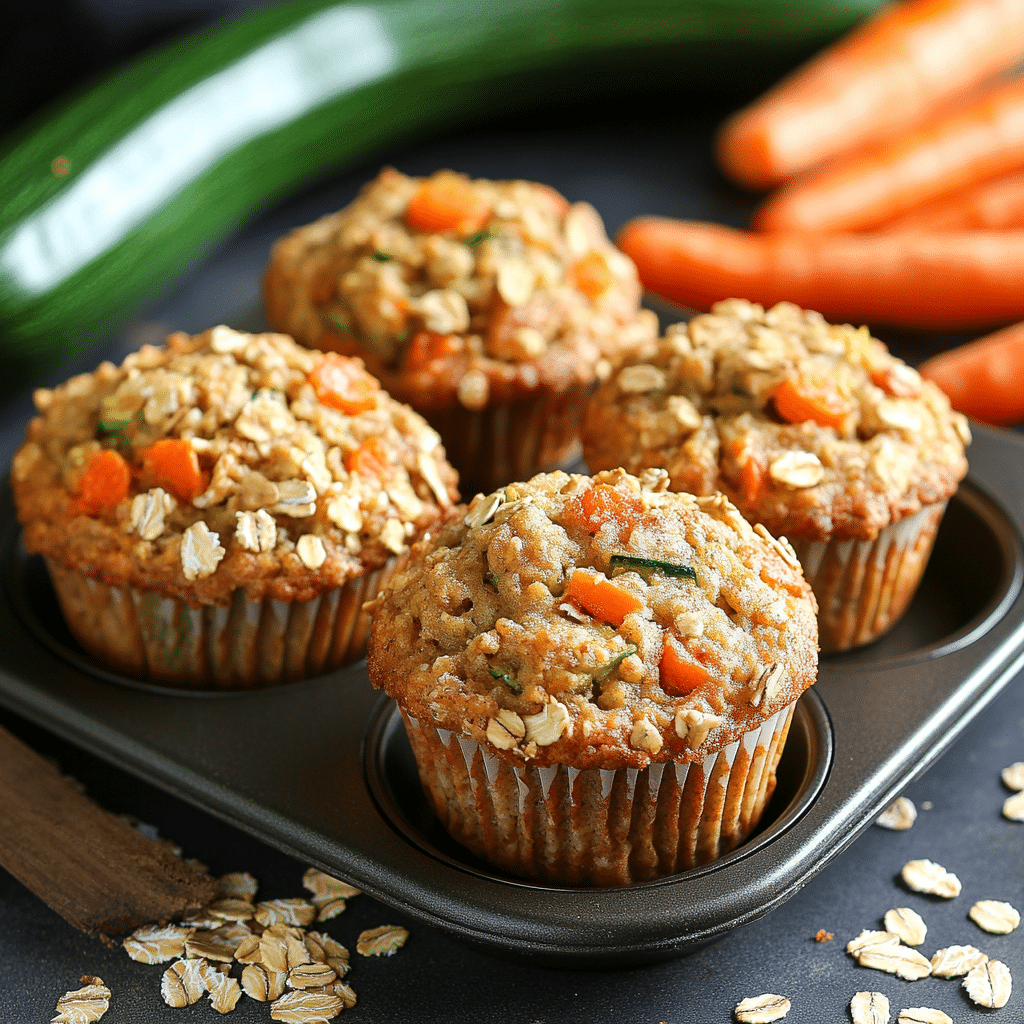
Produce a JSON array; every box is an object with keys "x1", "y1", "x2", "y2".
[
  {"x1": 400, "y1": 699, "x2": 796, "y2": 887},
  {"x1": 423, "y1": 380, "x2": 591, "y2": 497},
  {"x1": 45, "y1": 557, "x2": 397, "y2": 690},
  {"x1": 789, "y1": 499, "x2": 947, "y2": 653}
]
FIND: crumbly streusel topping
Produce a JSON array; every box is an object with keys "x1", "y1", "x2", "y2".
[
  {"x1": 582, "y1": 299, "x2": 971, "y2": 541},
  {"x1": 264, "y1": 167, "x2": 657, "y2": 408},
  {"x1": 12, "y1": 326, "x2": 458, "y2": 603},
  {"x1": 367, "y1": 468, "x2": 818, "y2": 770}
]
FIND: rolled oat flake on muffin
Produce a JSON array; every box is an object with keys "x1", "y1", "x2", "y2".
[
  {"x1": 264, "y1": 167, "x2": 658, "y2": 494},
  {"x1": 583, "y1": 299, "x2": 971, "y2": 652},
  {"x1": 367, "y1": 467, "x2": 818, "y2": 886},
  {"x1": 12, "y1": 326, "x2": 458, "y2": 688}
]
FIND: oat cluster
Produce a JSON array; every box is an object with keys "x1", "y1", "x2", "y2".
[
  {"x1": 583, "y1": 299, "x2": 970, "y2": 541},
  {"x1": 368, "y1": 468, "x2": 817, "y2": 770},
  {"x1": 13, "y1": 326, "x2": 457, "y2": 604},
  {"x1": 111, "y1": 864, "x2": 409, "y2": 1021},
  {"x1": 264, "y1": 167, "x2": 657, "y2": 409}
]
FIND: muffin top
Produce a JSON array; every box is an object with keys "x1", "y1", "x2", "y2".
[
  {"x1": 12, "y1": 326, "x2": 458, "y2": 604},
  {"x1": 263, "y1": 167, "x2": 657, "y2": 410},
  {"x1": 367, "y1": 468, "x2": 818, "y2": 771},
  {"x1": 583, "y1": 299, "x2": 972, "y2": 542}
]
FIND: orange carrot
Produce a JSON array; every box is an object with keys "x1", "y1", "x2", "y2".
[
  {"x1": 566, "y1": 486, "x2": 644, "y2": 544},
  {"x1": 754, "y1": 77, "x2": 1024, "y2": 233},
  {"x1": 402, "y1": 331, "x2": 463, "y2": 372},
  {"x1": 564, "y1": 569, "x2": 643, "y2": 627},
  {"x1": 570, "y1": 252, "x2": 613, "y2": 298},
  {"x1": 773, "y1": 376, "x2": 852, "y2": 431},
  {"x1": 77, "y1": 449, "x2": 131, "y2": 514},
  {"x1": 617, "y1": 216, "x2": 1024, "y2": 330},
  {"x1": 405, "y1": 172, "x2": 489, "y2": 235},
  {"x1": 310, "y1": 353, "x2": 380, "y2": 415},
  {"x1": 920, "y1": 320, "x2": 1024, "y2": 425},
  {"x1": 141, "y1": 439, "x2": 207, "y2": 503},
  {"x1": 659, "y1": 638, "x2": 713, "y2": 696},
  {"x1": 881, "y1": 168, "x2": 1024, "y2": 231},
  {"x1": 345, "y1": 436, "x2": 389, "y2": 478},
  {"x1": 717, "y1": 0, "x2": 1024, "y2": 190}
]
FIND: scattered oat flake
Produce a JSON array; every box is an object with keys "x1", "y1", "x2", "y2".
[
  {"x1": 255, "y1": 898, "x2": 317, "y2": 928},
  {"x1": 963, "y1": 959, "x2": 1012, "y2": 1008},
  {"x1": 897, "y1": 1009, "x2": 951, "y2": 1024},
  {"x1": 883, "y1": 907, "x2": 927, "y2": 946},
  {"x1": 356, "y1": 924, "x2": 409, "y2": 957},
  {"x1": 1003, "y1": 789, "x2": 1024, "y2": 821},
  {"x1": 930, "y1": 944, "x2": 989, "y2": 978},
  {"x1": 161, "y1": 958, "x2": 208, "y2": 1007},
  {"x1": 314, "y1": 981, "x2": 357, "y2": 1009},
  {"x1": 217, "y1": 871, "x2": 259, "y2": 900},
  {"x1": 52, "y1": 978, "x2": 111, "y2": 1023},
  {"x1": 302, "y1": 869, "x2": 361, "y2": 901},
  {"x1": 900, "y1": 859, "x2": 961, "y2": 898},
  {"x1": 208, "y1": 896, "x2": 255, "y2": 921},
  {"x1": 855, "y1": 943, "x2": 933, "y2": 981},
  {"x1": 186, "y1": 929, "x2": 238, "y2": 962},
  {"x1": 241, "y1": 964, "x2": 288, "y2": 1002},
  {"x1": 270, "y1": 990, "x2": 345, "y2": 1022},
  {"x1": 288, "y1": 963, "x2": 337, "y2": 989},
  {"x1": 207, "y1": 972, "x2": 242, "y2": 1015},
  {"x1": 969, "y1": 899, "x2": 1020, "y2": 934},
  {"x1": 876, "y1": 796, "x2": 917, "y2": 831},
  {"x1": 847, "y1": 930, "x2": 900, "y2": 955},
  {"x1": 122, "y1": 923, "x2": 191, "y2": 964},
  {"x1": 1002, "y1": 761, "x2": 1024, "y2": 791},
  {"x1": 849, "y1": 991, "x2": 889, "y2": 1024},
  {"x1": 733, "y1": 993, "x2": 790, "y2": 1022},
  {"x1": 305, "y1": 932, "x2": 350, "y2": 977},
  {"x1": 814, "y1": 929, "x2": 833, "y2": 942}
]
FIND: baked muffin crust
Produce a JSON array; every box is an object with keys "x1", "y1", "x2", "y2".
[
  {"x1": 264, "y1": 167, "x2": 657, "y2": 410},
  {"x1": 583, "y1": 300, "x2": 971, "y2": 542},
  {"x1": 367, "y1": 468, "x2": 818, "y2": 771},
  {"x1": 13, "y1": 326, "x2": 458, "y2": 605}
]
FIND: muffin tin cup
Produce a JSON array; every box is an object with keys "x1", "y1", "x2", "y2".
[
  {"x1": 43, "y1": 556, "x2": 398, "y2": 690},
  {"x1": 422, "y1": 381, "x2": 591, "y2": 497},
  {"x1": 400, "y1": 701, "x2": 796, "y2": 887},
  {"x1": 790, "y1": 500, "x2": 947, "y2": 654}
]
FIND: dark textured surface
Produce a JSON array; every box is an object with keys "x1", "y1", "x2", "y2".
[{"x1": 2, "y1": 6, "x2": 1023, "y2": 1021}]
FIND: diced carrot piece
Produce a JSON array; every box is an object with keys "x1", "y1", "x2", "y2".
[
  {"x1": 405, "y1": 173, "x2": 489, "y2": 235},
  {"x1": 345, "y1": 436, "x2": 389, "y2": 478},
  {"x1": 141, "y1": 438, "x2": 207, "y2": 503},
  {"x1": 77, "y1": 449, "x2": 131, "y2": 514},
  {"x1": 660, "y1": 637, "x2": 713, "y2": 696},
  {"x1": 739, "y1": 454, "x2": 768, "y2": 505},
  {"x1": 773, "y1": 375, "x2": 852, "y2": 431},
  {"x1": 564, "y1": 569, "x2": 643, "y2": 627},
  {"x1": 403, "y1": 331, "x2": 463, "y2": 372},
  {"x1": 567, "y1": 486, "x2": 643, "y2": 544},
  {"x1": 570, "y1": 251, "x2": 613, "y2": 298},
  {"x1": 310, "y1": 353, "x2": 380, "y2": 415}
]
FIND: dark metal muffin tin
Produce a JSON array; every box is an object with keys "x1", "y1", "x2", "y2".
[{"x1": 0, "y1": 422, "x2": 1022, "y2": 967}]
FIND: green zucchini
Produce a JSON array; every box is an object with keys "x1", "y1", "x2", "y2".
[
  {"x1": 610, "y1": 554, "x2": 697, "y2": 583},
  {"x1": 0, "y1": 0, "x2": 885, "y2": 361}
]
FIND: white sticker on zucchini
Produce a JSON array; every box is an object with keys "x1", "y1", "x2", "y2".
[{"x1": 1, "y1": 7, "x2": 396, "y2": 293}]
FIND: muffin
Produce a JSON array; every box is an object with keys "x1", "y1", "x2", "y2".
[
  {"x1": 263, "y1": 167, "x2": 657, "y2": 495},
  {"x1": 582, "y1": 299, "x2": 972, "y2": 652},
  {"x1": 11, "y1": 325, "x2": 459, "y2": 688},
  {"x1": 366, "y1": 468, "x2": 818, "y2": 886}
]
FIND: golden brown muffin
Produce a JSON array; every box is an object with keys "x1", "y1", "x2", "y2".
[
  {"x1": 12, "y1": 325, "x2": 458, "y2": 688},
  {"x1": 263, "y1": 167, "x2": 657, "y2": 495},
  {"x1": 367, "y1": 468, "x2": 818, "y2": 885},
  {"x1": 583, "y1": 300, "x2": 971, "y2": 652}
]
